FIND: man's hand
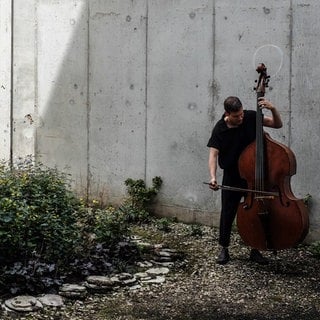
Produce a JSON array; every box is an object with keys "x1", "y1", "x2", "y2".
[
  {"x1": 209, "y1": 179, "x2": 219, "y2": 191},
  {"x1": 259, "y1": 97, "x2": 283, "y2": 128},
  {"x1": 258, "y1": 97, "x2": 274, "y2": 110}
]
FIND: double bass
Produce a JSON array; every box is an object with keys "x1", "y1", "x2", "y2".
[{"x1": 236, "y1": 63, "x2": 309, "y2": 251}]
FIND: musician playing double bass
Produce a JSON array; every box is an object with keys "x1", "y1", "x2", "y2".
[{"x1": 207, "y1": 96, "x2": 283, "y2": 265}]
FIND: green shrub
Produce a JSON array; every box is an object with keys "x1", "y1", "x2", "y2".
[
  {"x1": 122, "y1": 176, "x2": 163, "y2": 222},
  {"x1": 0, "y1": 157, "x2": 163, "y2": 294},
  {"x1": 309, "y1": 241, "x2": 320, "y2": 258},
  {"x1": 0, "y1": 158, "x2": 163, "y2": 264},
  {"x1": 189, "y1": 224, "x2": 204, "y2": 237},
  {"x1": 303, "y1": 193, "x2": 312, "y2": 207},
  {"x1": 78, "y1": 207, "x2": 129, "y2": 253},
  {"x1": 0, "y1": 157, "x2": 81, "y2": 264},
  {"x1": 155, "y1": 217, "x2": 171, "y2": 232}
]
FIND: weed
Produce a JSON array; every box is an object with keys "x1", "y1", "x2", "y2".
[
  {"x1": 155, "y1": 218, "x2": 172, "y2": 232},
  {"x1": 121, "y1": 176, "x2": 163, "y2": 223}
]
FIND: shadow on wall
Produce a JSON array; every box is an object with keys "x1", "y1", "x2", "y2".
[
  {"x1": 34, "y1": 0, "x2": 213, "y2": 212},
  {"x1": 35, "y1": 1, "x2": 147, "y2": 202}
]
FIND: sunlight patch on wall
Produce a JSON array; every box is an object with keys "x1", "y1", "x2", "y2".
[{"x1": 37, "y1": 0, "x2": 87, "y2": 112}]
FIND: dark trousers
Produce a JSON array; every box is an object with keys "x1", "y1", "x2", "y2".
[{"x1": 219, "y1": 168, "x2": 246, "y2": 247}]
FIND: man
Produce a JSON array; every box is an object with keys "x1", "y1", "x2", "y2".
[{"x1": 207, "y1": 96, "x2": 283, "y2": 265}]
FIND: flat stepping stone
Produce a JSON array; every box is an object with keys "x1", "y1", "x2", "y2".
[
  {"x1": 136, "y1": 261, "x2": 153, "y2": 268},
  {"x1": 111, "y1": 273, "x2": 137, "y2": 286},
  {"x1": 37, "y1": 294, "x2": 64, "y2": 307},
  {"x1": 134, "y1": 272, "x2": 151, "y2": 280},
  {"x1": 5, "y1": 295, "x2": 43, "y2": 312},
  {"x1": 59, "y1": 284, "x2": 87, "y2": 292},
  {"x1": 59, "y1": 284, "x2": 87, "y2": 299},
  {"x1": 146, "y1": 267, "x2": 170, "y2": 276},
  {"x1": 155, "y1": 262, "x2": 174, "y2": 267},
  {"x1": 85, "y1": 275, "x2": 116, "y2": 292},
  {"x1": 157, "y1": 251, "x2": 172, "y2": 257},
  {"x1": 122, "y1": 277, "x2": 137, "y2": 286},
  {"x1": 141, "y1": 276, "x2": 166, "y2": 284},
  {"x1": 86, "y1": 275, "x2": 115, "y2": 287}
]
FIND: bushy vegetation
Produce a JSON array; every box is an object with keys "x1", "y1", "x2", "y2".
[
  {"x1": 121, "y1": 176, "x2": 163, "y2": 223},
  {"x1": 0, "y1": 158, "x2": 81, "y2": 265},
  {"x1": 308, "y1": 241, "x2": 320, "y2": 258},
  {"x1": 0, "y1": 157, "x2": 162, "y2": 294}
]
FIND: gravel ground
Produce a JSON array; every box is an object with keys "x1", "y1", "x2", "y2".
[{"x1": 2, "y1": 222, "x2": 320, "y2": 320}]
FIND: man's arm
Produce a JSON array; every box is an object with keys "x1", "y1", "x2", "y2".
[
  {"x1": 258, "y1": 97, "x2": 283, "y2": 128},
  {"x1": 208, "y1": 147, "x2": 219, "y2": 190}
]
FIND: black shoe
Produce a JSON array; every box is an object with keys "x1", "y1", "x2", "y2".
[
  {"x1": 216, "y1": 247, "x2": 230, "y2": 265},
  {"x1": 249, "y1": 249, "x2": 268, "y2": 265}
]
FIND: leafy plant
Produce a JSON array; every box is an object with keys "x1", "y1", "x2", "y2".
[
  {"x1": 189, "y1": 224, "x2": 204, "y2": 237},
  {"x1": 303, "y1": 193, "x2": 312, "y2": 207},
  {"x1": 0, "y1": 157, "x2": 81, "y2": 264},
  {"x1": 121, "y1": 176, "x2": 163, "y2": 222},
  {"x1": 155, "y1": 217, "x2": 172, "y2": 232},
  {"x1": 92, "y1": 207, "x2": 130, "y2": 245},
  {"x1": 308, "y1": 241, "x2": 320, "y2": 258},
  {"x1": 0, "y1": 157, "x2": 163, "y2": 294}
]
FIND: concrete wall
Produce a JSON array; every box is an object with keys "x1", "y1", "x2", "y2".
[
  {"x1": 1, "y1": 0, "x2": 320, "y2": 241},
  {"x1": 0, "y1": 0, "x2": 11, "y2": 159}
]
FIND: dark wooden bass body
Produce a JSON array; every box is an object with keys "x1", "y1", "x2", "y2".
[{"x1": 236, "y1": 132, "x2": 309, "y2": 250}]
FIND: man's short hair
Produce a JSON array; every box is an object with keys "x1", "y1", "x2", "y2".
[{"x1": 224, "y1": 96, "x2": 242, "y2": 113}]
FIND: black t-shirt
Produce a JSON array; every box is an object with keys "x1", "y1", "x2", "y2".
[{"x1": 207, "y1": 110, "x2": 256, "y2": 170}]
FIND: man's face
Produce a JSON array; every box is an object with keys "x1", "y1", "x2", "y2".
[{"x1": 226, "y1": 108, "x2": 244, "y2": 127}]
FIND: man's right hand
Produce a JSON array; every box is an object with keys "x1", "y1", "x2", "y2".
[{"x1": 209, "y1": 179, "x2": 219, "y2": 191}]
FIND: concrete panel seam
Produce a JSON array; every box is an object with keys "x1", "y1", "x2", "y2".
[
  {"x1": 288, "y1": 0, "x2": 293, "y2": 147},
  {"x1": 144, "y1": 0, "x2": 148, "y2": 182}
]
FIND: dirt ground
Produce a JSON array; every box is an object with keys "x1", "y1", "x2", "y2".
[{"x1": 2, "y1": 222, "x2": 320, "y2": 320}]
